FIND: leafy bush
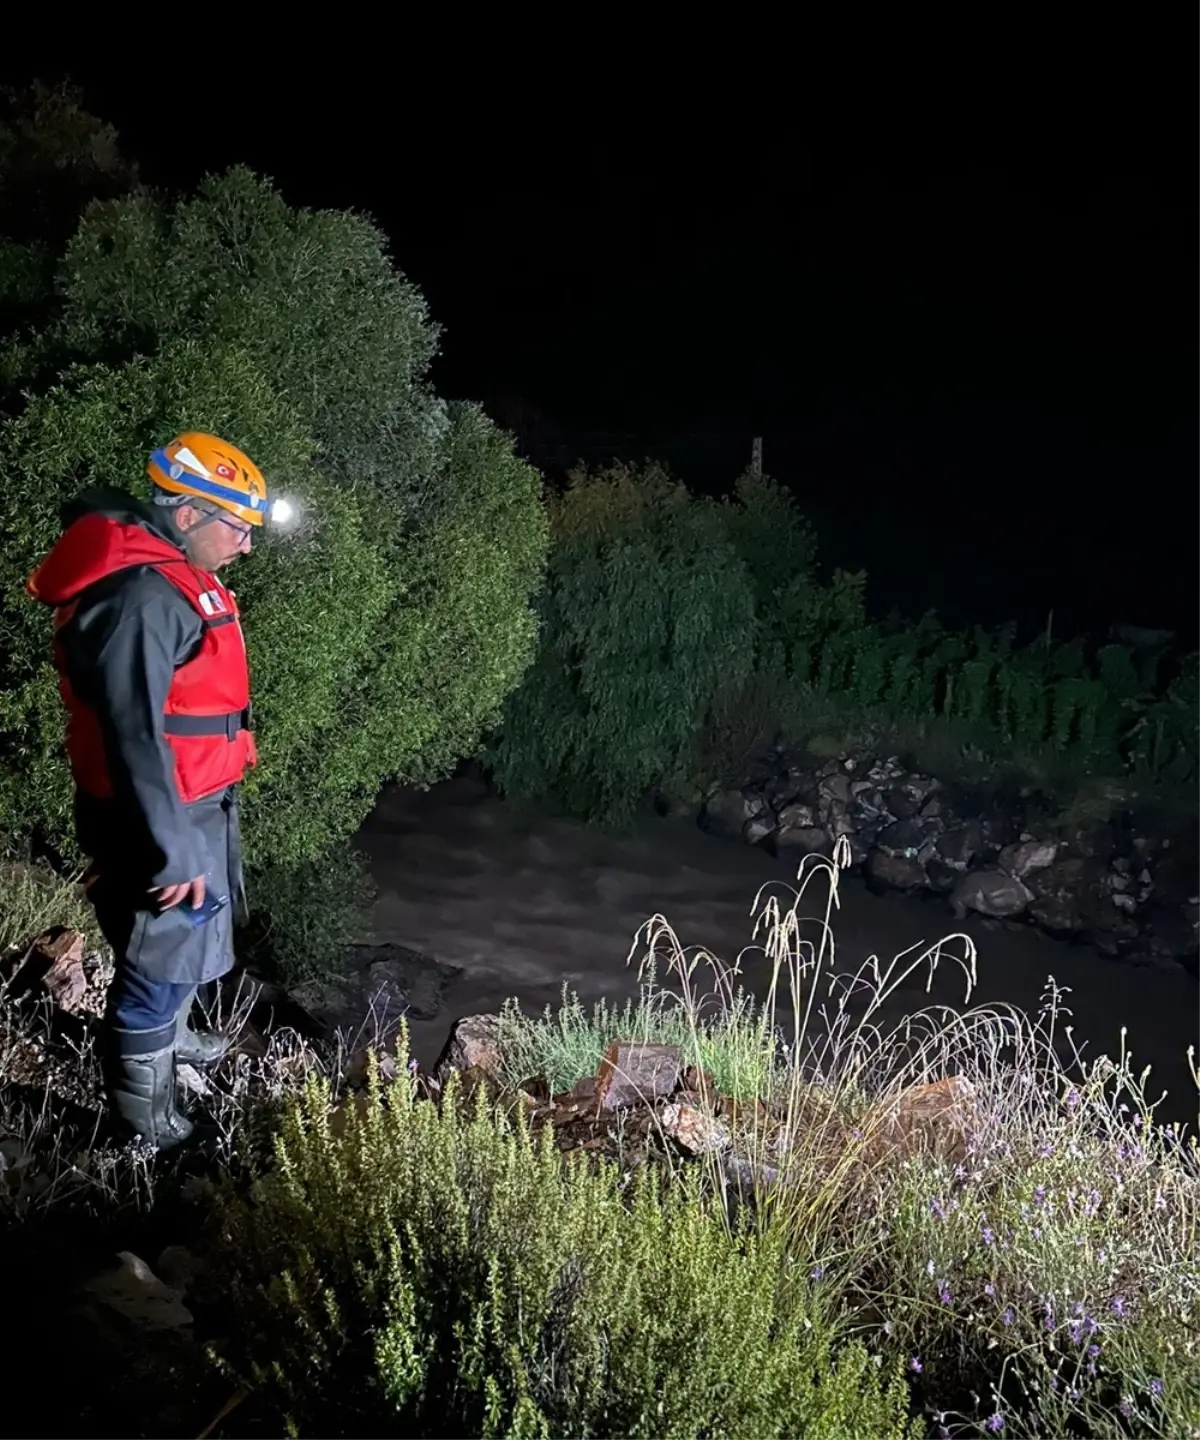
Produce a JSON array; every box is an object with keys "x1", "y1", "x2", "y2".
[
  {"x1": 0, "y1": 81, "x2": 138, "y2": 353},
  {"x1": 211, "y1": 1059, "x2": 915, "y2": 1438},
  {"x1": 486, "y1": 462, "x2": 758, "y2": 822},
  {"x1": 0, "y1": 170, "x2": 548, "y2": 891},
  {"x1": 238, "y1": 840, "x2": 378, "y2": 990},
  {"x1": 0, "y1": 852, "x2": 99, "y2": 956}
]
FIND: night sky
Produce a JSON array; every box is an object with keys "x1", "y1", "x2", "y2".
[{"x1": 3, "y1": 43, "x2": 1195, "y2": 647}]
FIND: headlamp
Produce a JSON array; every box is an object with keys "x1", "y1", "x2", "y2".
[{"x1": 269, "y1": 497, "x2": 297, "y2": 527}]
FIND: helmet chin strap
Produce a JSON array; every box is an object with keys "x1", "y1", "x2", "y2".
[{"x1": 152, "y1": 486, "x2": 225, "y2": 558}]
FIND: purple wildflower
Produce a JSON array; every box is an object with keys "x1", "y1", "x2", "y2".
[
  {"x1": 1068, "y1": 1320, "x2": 1085, "y2": 1345},
  {"x1": 1149, "y1": 1379, "x2": 1164, "y2": 1397},
  {"x1": 1001, "y1": 1306, "x2": 1015, "y2": 1326},
  {"x1": 1036, "y1": 1140, "x2": 1055, "y2": 1159},
  {"x1": 909, "y1": 1355, "x2": 923, "y2": 1373},
  {"x1": 981, "y1": 1223, "x2": 996, "y2": 1246},
  {"x1": 1033, "y1": 1185, "x2": 1047, "y2": 1207},
  {"x1": 1110, "y1": 1295, "x2": 1127, "y2": 1319},
  {"x1": 984, "y1": 1282, "x2": 996, "y2": 1297},
  {"x1": 931, "y1": 1196, "x2": 948, "y2": 1220},
  {"x1": 1118, "y1": 1400, "x2": 1133, "y2": 1418},
  {"x1": 810, "y1": 1263, "x2": 826, "y2": 1281},
  {"x1": 939, "y1": 1282, "x2": 952, "y2": 1305},
  {"x1": 1065, "y1": 1088, "x2": 1080, "y2": 1110},
  {"x1": 1087, "y1": 1344, "x2": 1101, "y2": 1358},
  {"x1": 1032, "y1": 1226, "x2": 1042, "y2": 1240},
  {"x1": 1085, "y1": 1189, "x2": 1101, "y2": 1217},
  {"x1": 986, "y1": 1412, "x2": 1005, "y2": 1433}
]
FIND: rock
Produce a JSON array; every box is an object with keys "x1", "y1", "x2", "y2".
[
  {"x1": 778, "y1": 802, "x2": 818, "y2": 831},
  {"x1": 950, "y1": 870, "x2": 1034, "y2": 920},
  {"x1": 1026, "y1": 855, "x2": 1104, "y2": 900},
  {"x1": 292, "y1": 945, "x2": 461, "y2": 1039},
  {"x1": 701, "y1": 789, "x2": 757, "y2": 839},
  {"x1": 876, "y1": 819, "x2": 926, "y2": 856},
  {"x1": 1029, "y1": 894, "x2": 1079, "y2": 932},
  {"x1": 885, "y1": 786, "x2": 920, "y2": 820},
  {"x1": 660, "y1": 1101, "x2": 731, "y2": 1155},
  {"x1": 595, "y1": 1041, "x2": 682, "y2": 1111},
  {"x1": 925, "y1": 858, "x2": 961, "y2": 893},
  {"x1": 743, "y1": 816, "x2": 774, "y2": 846},
  {"x1": 342, "y1": 1047, "x2": 400, "y2": 1089},
  {"x1": 81, "y1": 1252, "x2": 193, "y2": 1332},
  {"x1": 936, "y1": 822, "x2": 984, "y2": 871},
  {"x1": 775, "y1": 825, "x2": 832, "y2": 858},
  {"x1": 866, "y1": 850, "x2": 928, "y2": 890},
  {"x1": 999, "y1": 838, "x2": 1059, "y2": 878},
  {"x1": 20, "y1": 928, "x2": 89, "y2": 1013},
  {"x1": 865, "y1": 1075, "x2": 977, "y2": 1166},
  {"x1": 817, "y1": 772, "x2": 854, "y2": 806},
  {"x1": 434, "y1": 1013, "x2": 505, "y2": 1084}
]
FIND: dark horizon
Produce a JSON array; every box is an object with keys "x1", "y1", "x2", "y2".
[{"x1": 3, "y1": 53, "x2": 1195, "y2": 648}]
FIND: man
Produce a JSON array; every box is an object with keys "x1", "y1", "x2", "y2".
[{"x1": 28, "y1": 432, "x2": 270, "y2": 1149}]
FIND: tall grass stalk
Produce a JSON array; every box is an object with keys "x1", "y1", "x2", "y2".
[{"x1": 615, "y1": 840, "x2": 1199, "y2": 1435}]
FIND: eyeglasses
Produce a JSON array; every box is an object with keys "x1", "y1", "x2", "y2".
[{"x1": 218, "y1": 515, "x2": 253, "y2": 547}]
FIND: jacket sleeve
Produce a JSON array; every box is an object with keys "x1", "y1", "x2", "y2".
[{"x1": 63, "y1": 569, "x2": 210, "y2": 889}]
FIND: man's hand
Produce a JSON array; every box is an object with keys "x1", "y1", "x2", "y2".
[{"x1": 153, "y1": 874, "x2": 206, "y2": 911}]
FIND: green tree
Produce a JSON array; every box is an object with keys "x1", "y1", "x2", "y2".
[
  {"x1": 0, "y1": 168, "x2": 548, "y2": 957},
  {"x1": 486, "y1": 462, "x2": 756, "y2": 822},
  {"x1": 0, "y1": 81, "x2": 139, "y2": 382}
]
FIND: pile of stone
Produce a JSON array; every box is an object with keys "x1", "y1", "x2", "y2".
[
  {"x1": 698, "y1": 747, "x2": 1199, "y2": 972},
  {"x1": 429, "y1": 1015, "x2": 977, "y2": 1190}
]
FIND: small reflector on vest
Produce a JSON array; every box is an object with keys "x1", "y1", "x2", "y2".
[{"x1": 198, "y1": 590, "x2": 227, "y2": 617}]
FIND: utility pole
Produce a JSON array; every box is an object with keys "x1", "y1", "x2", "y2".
[{"x1": 751, "y1": 436, "x2": 763, "y2": 476}]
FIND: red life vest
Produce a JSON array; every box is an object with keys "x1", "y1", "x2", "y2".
[{"x1": 28, "y1": 513, "x2": 257, "y2": 804}]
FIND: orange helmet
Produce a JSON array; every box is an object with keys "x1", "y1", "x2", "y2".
[{"x1": 147, "y1": 432, "x2": 269, "y2": 527}]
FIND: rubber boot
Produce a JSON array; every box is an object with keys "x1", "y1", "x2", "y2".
[
  {"x1": 174, "y1": 987, "x2": 232, "y2": 1067},
  {"x1": 109, "y1": 1046, "x2": 195, "y2": 1150}
]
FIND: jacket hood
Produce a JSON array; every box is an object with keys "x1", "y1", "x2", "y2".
[{"x1": 28, "y1": 489, "x2": 187, "y2": 607}]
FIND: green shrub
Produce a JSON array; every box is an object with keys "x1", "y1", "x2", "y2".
[
  {"x1": 0, "y1": 852, "x2": 100, "y2": 955},
  {"x1": 238, "y1": 840, "x2": 377, "y2": 991},
  {"x1": 0, "y1": 171, "x2": 547, "y2": 894},
  {"x1": 486, "y1": 462, "x2": 757, "y2": 822},
  {"x1": 212, "y1": 1062, "x2": 916, "y2": 1438}
]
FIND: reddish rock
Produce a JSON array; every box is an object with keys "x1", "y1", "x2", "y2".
[
  {"x1": 660, "y1": 1101, "x2": 730, "y2": 1155},
  {"x1": 864, "y1": 1075, "x2": 977, "y2": 1166},
  {"x1": 433, "y1": 1014, "x2": 504, "y2": 1085},
  {"x1": 595, "y1": 1041, "x2": 683, "y2": 1111},
  {"x1": 26, "y1": 928, "x2": 88, "y2": 1012}
]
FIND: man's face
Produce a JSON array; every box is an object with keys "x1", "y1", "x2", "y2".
[{"x1": 176, "y1": 504, "x2": 254, "y2": 571}]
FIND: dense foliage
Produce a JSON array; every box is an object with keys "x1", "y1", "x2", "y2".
[
  {"x1": 490, "y1": 461, "x2": 1197, "y2": 823},
  {"x1": 0, "y1": 168, "x2": 547, "y2": 926},
  {"x1": 212, "y1": 1065, "x2": 916, "y2": 1438},
  {"x1": 485, "y1": 463, "x2": 815, "y2": 822}
]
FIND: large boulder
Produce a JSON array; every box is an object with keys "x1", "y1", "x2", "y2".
[
  {"x1": 950, "y1": 869, "x2": 1034, "y2": 920},
  {"x1": 999, "y1": 838, "x2": 1060, "y2": 879},
  {"x1": 433, "y1": 1013, "x2": 505, "y2": 1085}
]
